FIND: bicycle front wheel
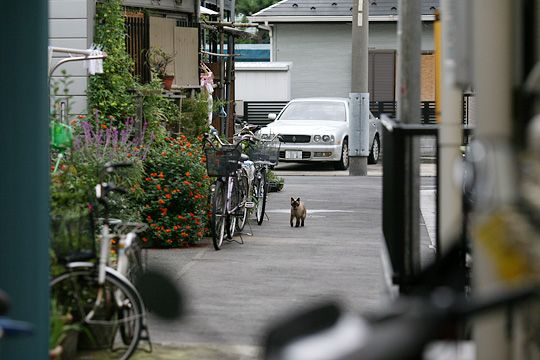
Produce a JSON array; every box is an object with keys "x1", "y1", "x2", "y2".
[
  {"x1": 50, "y1": 267, "x2": 143, "y2": 360},
  {"x1": 212, "y1": 180, "x2": 227, "y2": 250},
  {"x1": 256, "y1": 171, "x2": 268, "y2": 225}
]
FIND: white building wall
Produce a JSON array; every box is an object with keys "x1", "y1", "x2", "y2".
[
  {"x1": 273, "y1": 21, "x2": 434, "y2": 99},
  {"x1": 235, "y1": 62, "x2": 292, "y2": 101},
  {"x1": 49, "y1": 0, "x2": 94, "y2": 115}
]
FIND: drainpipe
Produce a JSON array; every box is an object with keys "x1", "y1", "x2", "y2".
[
  {"x1": 0, "y1": 1, "x2": 50, "y2": 358},
  {"x1": 471, "y1": 0, "x2": 516, "y2": 359}
]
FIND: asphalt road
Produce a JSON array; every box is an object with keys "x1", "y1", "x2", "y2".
[{"x1": 142, "y1": 172, "x2": 388, "y2": 359}]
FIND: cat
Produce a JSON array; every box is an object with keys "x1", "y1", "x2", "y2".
[{"x1": 290, "y1": 197, "x2": 307, "y2": 227}]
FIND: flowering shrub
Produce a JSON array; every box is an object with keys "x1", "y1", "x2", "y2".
[
  {"x1": 140, "y1": 135, "x2": 211, "y2": 247},
  {"x1": 51, "y1": 115, "x2": 152, "y2": 221}
]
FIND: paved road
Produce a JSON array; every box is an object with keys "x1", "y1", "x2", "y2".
[
  {"x1": 135, "y1": 162, "x2": 437, "y2": 359},
  {"x1": 141, "y1": 174, "x2": 388, "y2": 359}
]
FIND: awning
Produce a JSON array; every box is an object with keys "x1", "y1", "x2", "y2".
[{"x1": 200, "y1": 6, "x2": 219, "y2": 15}]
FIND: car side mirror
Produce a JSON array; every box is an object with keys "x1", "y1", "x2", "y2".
[{"x1": 268, "y1": 113, "x2": 277, "y2": 121}]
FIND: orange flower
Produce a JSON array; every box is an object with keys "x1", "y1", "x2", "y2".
[
  {"x1": 177, "y1": 215, "x2": 184, "y2": 220},
  {"x1": 173, "y1": 226, "x2": 179, "y2": 230},
  {"x1": 165, "y1": 194, "x2": 172, "y2": 199},
  {"x1": 156, "y1": 185, "x2": 161, "y2": 190},
  {"x1": 159, "y1": 172, "x2": 164, "y2": 179},
  {"x1": 184, "y1": 181, "x2": 191, "y2": 186},
  {"x1": 166, "y1": 239, "x2": 173, "y2": 244},
  {"x1": 181, "y1": 232, "x2": 189, "y2": 238},
  {"x1": 78, "y1": 115, "x2": 86, "y2": 119},
  {"x1": 197, "y1": 231, "x2": 203, "y2": 238},
  {"x1": 165, "y1": 229, "x2": 171, "y2": 233},
  {"x1": 145, "y1": 177, "x2": 151, "y2": 181},
  {"x1": 161, "y1": 151, "x2": 167, "y2": 156},
  {"x1": 185, "y1": 171, "x2": 191, "y2": 177},
  {"x1": 151, "y1": 172, "x2": 157, "y2": 177},
  {"x1": 101, "y1": 124, "x2": 108, "y2": 129},
  {"x1": 158, "y1": 199, "x2": 165, "y2": 205},
  {"x1": 127, "y1": 153, "x2": 132, "y2": 158}
]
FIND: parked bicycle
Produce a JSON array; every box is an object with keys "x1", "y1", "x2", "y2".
[
  {"x1": 50, "y1": 162, "x2": 150, "y2": 360},
  {"x1": 243, "y1": 129, "x2": 282, "y2": 225},
  {"x1": 204, "y1": 126, "x2": 254, "y2": 250}
]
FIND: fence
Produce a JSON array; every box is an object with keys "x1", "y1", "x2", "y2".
[{"x1": 243, "y1": 99, "x2": 473, "y2": 126}]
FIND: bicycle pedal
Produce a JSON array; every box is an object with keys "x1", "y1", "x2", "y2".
[{"x1": 245, "y1": 201, "x2": 255, "y2": 209}]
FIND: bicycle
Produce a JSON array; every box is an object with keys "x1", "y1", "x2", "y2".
[
  {"x1": 204, "y1": 126, "x2": 253, "y2": 250},
  {"x1": 245, "y1": 131, "x2": 282, "y2": 225},
  {"x1": 50, "y1": 162, "x2": 150, "y2": 360}
]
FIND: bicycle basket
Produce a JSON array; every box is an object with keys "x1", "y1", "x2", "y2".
[
  {"x1": 50, "y1": 208, "x2": 96, "y2": 263},
  {"x1": 205, "y1": 145, "x2": 242, "y2": 177},
  {"x1": 248, "y1": 138, "x2": 281, "y2": 164}
]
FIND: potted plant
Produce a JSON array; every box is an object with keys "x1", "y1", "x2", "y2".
[{"x1": 147, "y1": 47, "x2": 175, "y2": 90}]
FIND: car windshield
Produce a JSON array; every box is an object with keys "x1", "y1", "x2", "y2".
[{"x1": 278, "y1": 101, "x2": 346, "y2": 121}]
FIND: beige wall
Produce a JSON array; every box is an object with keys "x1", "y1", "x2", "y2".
[{"x1": 421, "y1": 53, "x2": 435, "y2": 101}]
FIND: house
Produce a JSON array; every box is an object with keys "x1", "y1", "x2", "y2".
[
  {"x1": 48, "y1": 0, "x2": 222, "y2": 115},
  {"x1": 248, "y1": 0, "x2": 439, "y2": 103}
]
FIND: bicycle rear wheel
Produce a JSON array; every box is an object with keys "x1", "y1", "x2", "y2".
[
  {"x1": 256, "y1": 171, "x2": 268, "y2": 225},
  {"x1": 212, "y1": 180, "x2": 227, "y2": 250},
  {"x1": 235, "y1": 170, "x2": 249, "y2": 232},
  {"x1": 50, "y1": 266, "x2": 143, "y2": 360}
]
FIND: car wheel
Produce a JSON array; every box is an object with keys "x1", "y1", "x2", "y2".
[
  {"x1": 334, "y1": 139, "x2": 349, "y2": 170},
  {"x1": 368, "y1": 135, "x2": 380, "y2": 164}
]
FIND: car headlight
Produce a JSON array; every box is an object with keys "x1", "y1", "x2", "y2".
[
  {"x1": 261, "y1": 133, "x2": 270, "y2": 140},
  {"x1": 322, "y1": 135, "x2": 334, "y2": 143},
  {"x1": 313, "y1": 135, "x2": 321, "y2": 142}
]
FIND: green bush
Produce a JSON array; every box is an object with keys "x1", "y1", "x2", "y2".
[
  {"x1": 140, "y1": 135, "x2": 211, "y2": 247},
  {"x1": 88, "y1": 0, "x2": 136, "y2": 123}
]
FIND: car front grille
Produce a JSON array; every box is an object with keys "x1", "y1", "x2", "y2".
[{"x1": 280, "y1": 135, "x2": 311, "y2": 143}]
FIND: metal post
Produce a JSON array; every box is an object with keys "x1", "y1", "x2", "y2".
[
  {"x1": 397, "y1": 0, "x2": 421, "y2": 287},
  {"x1": 350, "y1": 0, "x2": 369, "y2": 175},
  {"x1": 0, "y1": 1, "x2": 50, "y2": 358},
  {"x1": 438, "y1": 0, "x2": 463, "y2": 254},
  {"x1": 472, "y1": 0, "x2": 515, "y2": 359}
]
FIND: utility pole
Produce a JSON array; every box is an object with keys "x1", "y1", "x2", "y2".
[
  {"x1": 397, "y1": 0, "x2": 421, "y2": 285},
  {"x1": 0, "y1": 1, "x2": 50, "y2": 358},
  {"x1": 349, "y1": 0, "x2": 369, "y2": 176}
]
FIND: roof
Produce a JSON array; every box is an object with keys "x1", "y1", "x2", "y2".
[{"x1": 250, "y1": 0, "x2": 439, "y2": 22}]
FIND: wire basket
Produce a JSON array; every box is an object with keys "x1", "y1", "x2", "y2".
[
  {"x1": 248, "y1": 138, "x2": 281, "y2": 164},
  {"x1": 51, "y1": 208, "x2": 96, "y2": 263},
  {"x1": 205, "y1": 145, "x2": 242, "y2": 177}
]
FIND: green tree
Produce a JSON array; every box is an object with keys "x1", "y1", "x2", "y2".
[{"x1": 88, "y1": 0, "x2": 136, "y2": 123}]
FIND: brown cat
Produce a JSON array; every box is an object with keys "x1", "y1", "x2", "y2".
[{"x1": 290, "y1": 197, "x2": 307, "y2": 227}]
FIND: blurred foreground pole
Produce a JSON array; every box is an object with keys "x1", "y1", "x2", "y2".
[
  {"x1": 397, "y1": 0, "x2": 421, "y2": 287},
  {"x1": 0, "y1": 1, "x2": 50, "y2": 359},
  {"x1": 350, "y1": 0, "x2": 369, "y2": 175},
  {"x1": 438, "y1": 1, "x2": 463, "y2": 254},
  {"x1": 472, "y1": 0, "x2": 514, "y2": 359}
]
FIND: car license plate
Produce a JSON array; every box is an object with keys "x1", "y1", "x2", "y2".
[{"x1": 285, "y1": 150, "x2": 302, "y2": 159}]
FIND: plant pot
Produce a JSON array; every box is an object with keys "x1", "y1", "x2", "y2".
[{"x1": 162, "y1": 75, "x2": 174, "y2": 90}]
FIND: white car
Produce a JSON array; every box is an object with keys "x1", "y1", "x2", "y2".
[{"x1": 260, "y1": 97, "x2": 381, "y2": 170}]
